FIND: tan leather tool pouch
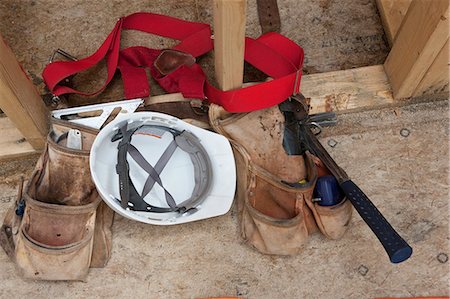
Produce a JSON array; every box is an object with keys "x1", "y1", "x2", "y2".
[
  {"x1": 210, "y1": 105, "x2": 318, "y2": 255},
  {"x1": 14, "y1": 172, "x2": 98, "y2": 280},
  {"x1": 209, "y1": 103, "x2": 352, "y2": 255},
  {"x1": 305, "y1": 195, "x2": 352, "y2": 240},
  {"x1": 38, "y1": 120, "x2": 114, "y2": 268},
  {"x1": 234, "y1": 143, "x2": 318, "y2": 255},
  {"x1": 0, "y1": 120, "x2": 114, "y2": 280}
]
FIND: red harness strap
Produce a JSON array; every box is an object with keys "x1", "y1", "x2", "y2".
[{"x1": 42, "y1": 12, "x2": 304, "y2": 113}]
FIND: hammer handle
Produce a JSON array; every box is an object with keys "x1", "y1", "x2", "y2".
[
  {"x1": 340, "y1": 180, "x2": 412, "y2": 263},
  {"x1": 303, "y1": 127, "x2": 412, "y2": 263}
]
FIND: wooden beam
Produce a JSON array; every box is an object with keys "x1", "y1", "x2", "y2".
[
  {"x1": 376, "y1": 0, "x2": 412, "y2": 46},
  {"x1": 0, "y1": 116, "x2": 40, "y2": 162},
  {"x1": 384, "y1": 0, "x2": 449, "y2": 99},
  {"x1": 0, "y1": 33, "x2": 49, "y2": 150},
  {"x1": 301, "y1": 65, "x2": 394, "y2": 114},
  {"x1": 414, "y1": 39, "x2": 449, "y2": 96},
  {"x1": 150, "y1": 65, "x2": 394, "y2": 115},
  {"x1": 213, "y1": 0, "x2": 246, "y2": 91}
]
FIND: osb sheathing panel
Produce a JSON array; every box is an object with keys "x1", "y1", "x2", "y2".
[
  {"x1": 0, "y1": 100, "x2": 448, "y2": 298},
  {"x1": 0, "y1": 0, "x2": 388, "y2": 106}
]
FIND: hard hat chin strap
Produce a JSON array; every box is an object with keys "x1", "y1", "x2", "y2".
[{"x1": 113, "y1": 122, "x2": 212, "y2": 214}]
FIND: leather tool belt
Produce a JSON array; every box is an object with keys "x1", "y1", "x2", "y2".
[
  {"x1": 0, "y1": 120, "x2": 114, "y2": 280},
  {"x1": 209, "y1": 103, "x2": 353, "y2": 255}
]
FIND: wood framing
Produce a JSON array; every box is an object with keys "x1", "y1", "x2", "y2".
[
  {"x1": 0, "y1": 116, "x2": 41, "y2": 162},
  {"x1": 0, "y1": 0, "x2": 447, "y2": 162},
  {"x1": 302, "y1": 65, "x2": 394, "y2": 115},
  {"x1": 414, "y1": 39, "x2": 449, "y2": 96},
  {"x1": 376, "y1": 0, "x2": 412, "y2": 46},
  {"x1": 384, "y1": 0, "x2": 449, "y2": 99},
  {"x1": 0, "y1": 64, "x2": 397, "y2": 161},
  {"x1": 213, "y1": 0, "x2": 246, "y2": 91},
  {"x1": 0, "y1": 33, "x2": 49, "y2": 150}
]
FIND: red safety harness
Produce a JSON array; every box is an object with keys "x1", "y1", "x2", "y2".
[{"x1": 42, "y1": 12, "x2": 304, "y2": 112}]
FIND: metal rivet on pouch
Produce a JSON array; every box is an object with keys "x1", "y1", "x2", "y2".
[
  {"x1": 437, "y1": 253, "x2": 448, "y2": 263},
  {"x1": 400, "y1": 128, "x2": 410, "y2": 137},
  {"x1": 358, "y1": 265, "x2": 368, "y2": 276},
  {"x1": 327, "y1": 138, "x2": 338, "y2": 148}
]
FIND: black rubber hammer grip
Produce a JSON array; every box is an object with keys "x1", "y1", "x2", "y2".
[{"x1": 340, "y1": 180, "x2": 413, "y2": 263}]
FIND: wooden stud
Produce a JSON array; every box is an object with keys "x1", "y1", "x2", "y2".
[
  {"x1": 414, "y1": 39, "x2": 449, "y2": 96},
  {"x1": 384, "y1": 0, "x2": 449, "y2": 99},
  {"x1": 376, "y1": 0, "x2": 412, "y2": 46},
  {"x1": 0, "y1": 33, "x2": 49, "y2": 149},
  {"x1": 213, "y1": 0, "x2": 246, "y2": 91}
]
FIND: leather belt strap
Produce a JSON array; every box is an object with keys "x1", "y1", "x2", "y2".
[
  {"x1": 113, "y1": 122, "x2": 212, "y2": 213},
  {"x1": 42, "y1": 12, "x2": 304, "y2": 113},
  {"x1": 256, "y1": 0, "x2": 281, "y2": 33}
]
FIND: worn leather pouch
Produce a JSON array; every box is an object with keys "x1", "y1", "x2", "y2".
[
  {"x1": 306, "y1": 195, "x2": 352, "y2": 240},
  {"x1": 210, "y1": 103, "x2": 352, "y2": 255},
  {"x1": 37, "y1": 120, "x2": 114, "y2": 268},
  {"x1": 210, "y1": 104, "x2": 318, "y2": 255},
  {"x1": 235, "y1": 143, "x2": 318, "y2": 255},
  {"x1": 0, "y1": 120, "x2": 114, "y2": 280},
  {"x1": 14, "y1": 171, "x2": 98, "y2": 280}
]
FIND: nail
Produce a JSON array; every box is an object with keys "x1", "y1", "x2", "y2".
[
  {"x1": 328, "y1": 138, "x2": 338, "y2": 148},
  {"x1": 437, "y1": 253, "x2": 448, "y2": 263},
  {"x1": 400, "y1": 128, "x2": 410, "y2": 137},
  {"x1": 358, "y1": 265, "x2": 368, "y2": 276}
]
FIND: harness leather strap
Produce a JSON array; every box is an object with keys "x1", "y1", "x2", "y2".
[{"x1": 42, "y1": 12, "x2": 304, "y2": 113}]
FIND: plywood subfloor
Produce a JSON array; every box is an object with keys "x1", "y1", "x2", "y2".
[{"x1": 0, "y1": 99, "x2": 448, "y2": 298}]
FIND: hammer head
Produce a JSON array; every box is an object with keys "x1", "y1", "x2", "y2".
[{"x1": 278, "y1": 94, "x2": 310, "y2": 121}]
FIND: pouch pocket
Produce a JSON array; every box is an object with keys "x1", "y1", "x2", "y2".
[
  {"x1": 90, "y1": 201, "x2": 114, "y2": 268},
  {"x1": 306, "y1": 196, "x2": 353, "y2": 240},
  {"x1": 14, "y1": 176, "x2": 99, "y2": 280},
  {"x1": 235, "y1": 144, "x2": 317, "y2": 255},
  {"x1": 35, "y1": 134, "x2": 95, "y2": 206},
  {"x1": 241, "y1": 192, "x2": 310, "y2": 255},
  {"x1": 15, "y1": 224, "x2": 94, "y2": 281},
  {"x1": 32, "y1": 121, "x2": 114, "y2": 268}
]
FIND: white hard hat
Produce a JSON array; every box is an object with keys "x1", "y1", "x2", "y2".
[{"x1": 90, "y1": 112, "x2": 236, "y2": 225}]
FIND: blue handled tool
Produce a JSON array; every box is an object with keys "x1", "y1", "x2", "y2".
[
  {"x1": 313, "y1": 175, "x2": 344, "y2": 206},
  {"x1": 280, "y1": 95, "x2": 413, "y2": 264}
]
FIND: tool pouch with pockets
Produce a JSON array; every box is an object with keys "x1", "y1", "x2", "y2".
[
  {"x1": 209, "y1": 104, "x2": 352, "y2": 255},
  {"x1": 0, "y1": 120, "x2": 114, "y2": 280}
]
